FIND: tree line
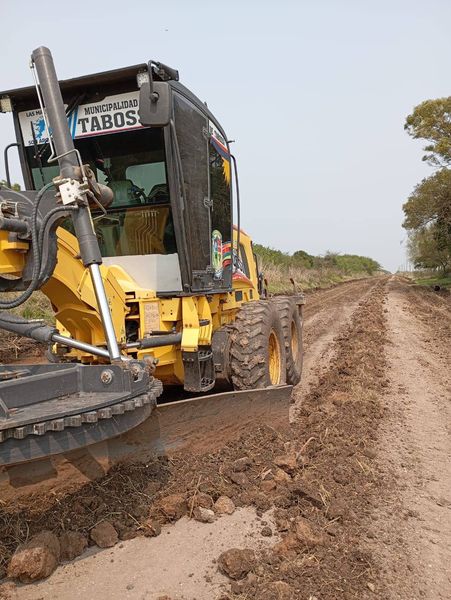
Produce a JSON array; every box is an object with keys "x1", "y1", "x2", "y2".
[
  {"x1": 404, "y1": 99, "x2": 451, "y2": 274},
  {"x1": 254, "y1": 244, "x2": 381, "y2": 275}
]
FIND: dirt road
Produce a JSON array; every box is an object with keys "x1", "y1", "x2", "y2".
[{"x1": 1, "y1": 276, "x2": 449, "y2": 600}]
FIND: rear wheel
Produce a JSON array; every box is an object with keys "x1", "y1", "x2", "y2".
[
  {"x1": 273, "y1": 297, "x2": 303, "y2": 385},
  {"x1": 230, "y1": 301, "x2": 286, "y2": 389}
]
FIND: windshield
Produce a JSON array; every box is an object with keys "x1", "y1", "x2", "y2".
[{"x1": 25, "y1": 128, "x2": 177, "y2": 257}]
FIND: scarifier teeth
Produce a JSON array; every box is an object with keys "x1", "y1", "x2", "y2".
[
  {"x1": 82, "y1": 412, "x2": 98, "y2": 423},
  {"x1": 50, "y1": 419, "x2": 65, "y2": 431},
  {"x1": 0, "y1": 378, "x2": 164, "y2": 445},
  {"x1": 98, "y1": 407, "x2": 112, "y2": 419},
  {"x1": 65, "y1": 415, "x2": 82, "y2": 427},
  {"x1": 13, "y1": 427, "x2": 26, "y2": 439},
  {"x1": 32, "y1": 423, "x2": 46, "y2": 436}
]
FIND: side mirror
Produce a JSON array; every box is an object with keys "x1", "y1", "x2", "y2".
[{"x1": 139, "y1": 81, "x2": 171, "y2": 127}]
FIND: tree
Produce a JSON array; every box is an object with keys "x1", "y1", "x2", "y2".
[
  {"x1": 402, "y1": 169, "x2": 451, "y2": 274},
  {"x1": 404, "y1": 98, "x2": 451, "y2": 274},
  {"x1": 335, "y1": 254, "x2": 381, "y2": 274},
  {"x1": 407, "y1": 227, "x2": 450, "y2": 273},
  {"x1": 292, "y1": 250, "x2": 314, "y2": 268},
  {"x1": 405, "y1": 98, "x2": 451, "y2": 167}
]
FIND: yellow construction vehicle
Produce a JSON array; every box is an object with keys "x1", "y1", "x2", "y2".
[{"x1": 0, "y1": 48, "x2": 303, "y2": 467}]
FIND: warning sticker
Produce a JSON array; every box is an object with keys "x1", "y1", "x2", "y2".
[{"x1": 18, "y1": 91, "x2": 143, "y2": 146}]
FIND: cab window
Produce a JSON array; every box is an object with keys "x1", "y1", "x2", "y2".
[{"x1": 25, "y1": 128, "x2": 177, "y2": 257}]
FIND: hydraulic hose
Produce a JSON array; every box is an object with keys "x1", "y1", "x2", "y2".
[
  {"x1": 0, "y1": 182, "x2": 54, "y2": 309},
  {"x1": 0, "y1": 311, "x2": 57, "y2": 342},
  {"x1": 37, "y1": 205, "x2": 78, "y2": 277}
]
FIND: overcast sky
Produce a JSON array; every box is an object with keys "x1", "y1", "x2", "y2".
[{"x1": 1, "y1": 0, "x2": 450, "y2": 271}]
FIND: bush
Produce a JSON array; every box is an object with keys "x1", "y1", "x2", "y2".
[{"x1": 253, "y1": 244, "x2": 381, "y2": 292}]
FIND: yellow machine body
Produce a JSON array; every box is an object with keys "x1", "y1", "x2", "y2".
[{"x1": 42, "y1": 225, "x2": 260, "y2": 386}]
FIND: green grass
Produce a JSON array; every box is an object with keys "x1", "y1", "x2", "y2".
[
  {"x1": 414, "y1": 275, "x2": 451, "y2": 289},
  {"x1": 10, "y1": 292, "x2": 54, "y2": 322}
]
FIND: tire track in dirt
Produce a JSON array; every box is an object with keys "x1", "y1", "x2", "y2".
[{"x1": 363, "y1": 278, "x2": 451, "y2": 600}]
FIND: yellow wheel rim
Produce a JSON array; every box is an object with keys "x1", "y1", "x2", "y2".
[
  {"x1": 291, "y1": 320, "x2": 300, "y2": 362},
  {"x1": 268, "y1": 330, "x2": 282, "y2": 385}
]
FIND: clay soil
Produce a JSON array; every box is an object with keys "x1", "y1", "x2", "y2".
[{"x1": 0, "y1": 276, "x2": 450, "y2": 599}]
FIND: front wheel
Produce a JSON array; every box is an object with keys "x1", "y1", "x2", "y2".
[
  {"x1": 230, "y1": 301, "x2": 286, "y2": 389},
  {"x1": 273, "y1": 296, "x2": 304, "y2": 385}
]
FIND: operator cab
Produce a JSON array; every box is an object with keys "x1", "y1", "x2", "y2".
[{"x1": 0, "y1": 62, "x2": 235, "y2": 295}]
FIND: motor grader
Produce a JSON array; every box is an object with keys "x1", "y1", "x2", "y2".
[{"x1": 0, "y1": 47, "x2": 304, "y2": 468}]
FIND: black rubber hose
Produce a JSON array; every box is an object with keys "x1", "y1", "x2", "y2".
[
  {"x1": 37, "y1": 205, "x2": 78, "y2": 278},
  {"x1": 0, "y1": 311, "x2": 57, "y2": 343},
  {"x1": 0, "y1": 182, "x2": 54, "y2": 309}
]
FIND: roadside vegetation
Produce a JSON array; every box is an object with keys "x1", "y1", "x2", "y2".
[
  {"x1": 254, "y1": 244, "x2": 382, "y2": 293},
  {"x1": 404, "y1": 98, "x2": 451, "y2": 277},
  {"x1": 413, "y1": 273, "x2": 451, "y2": 289}
]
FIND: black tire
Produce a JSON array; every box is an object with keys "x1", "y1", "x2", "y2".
[
  {"x1": 230, "y1": 300, "x2": 286, "y2": 390},
  {"x1": 272, "y1": 296, "x2": 303, "y2": 385}
]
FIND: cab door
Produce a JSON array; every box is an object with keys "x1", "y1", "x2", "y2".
[{"x1": 172, "y1": 90, "x2": 232, "y2": 293}]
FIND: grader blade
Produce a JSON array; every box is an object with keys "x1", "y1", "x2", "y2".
[
  {"x1": 0, "y1": 386, "x2": 292, "y2": 496},
  {"x1": 112, "y1": 384, "x2": 292, "y2": 462}
]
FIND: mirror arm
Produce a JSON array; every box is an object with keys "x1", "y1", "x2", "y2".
[{"x1": 146, "y1": 61, "x2": 160, "y2": 103}]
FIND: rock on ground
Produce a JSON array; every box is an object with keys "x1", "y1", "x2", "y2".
[
  {"x1": 293, "y1": 516, "x2": 326, "y2": 547},
  {"x1": 7, "y1": 531, "x2": 60, "y2": 583},
  {"x1": 193, "y1": 506, "x2": 215, "y2": 523},
  {"x1": 90, "y1": 521, "x2": 118, "y2": 548},
  {"x1": 218, "y1": 548, "x2": 256, "y2": 580},
  {"x1": 157, "y1": 494, "x2": 187, "y2": 519},
  {"x1": 261, "y1": 479, "x2": 277, "y2": 492},
  {"x1": 229, "y1": 471, "x2": 249, "y2": 487},
  {"x1": 273, "y1": 517, "x2": 326, "y2": 558},
  {"x1": 59, "y1": 531, "x2": 88, "y2": 562},
  {"x1": 214, "y1": 496, "x2": 235, "y2": 515},
  {"x1": 193, "y1": 507, "x2": 215, "y2": 523}
]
